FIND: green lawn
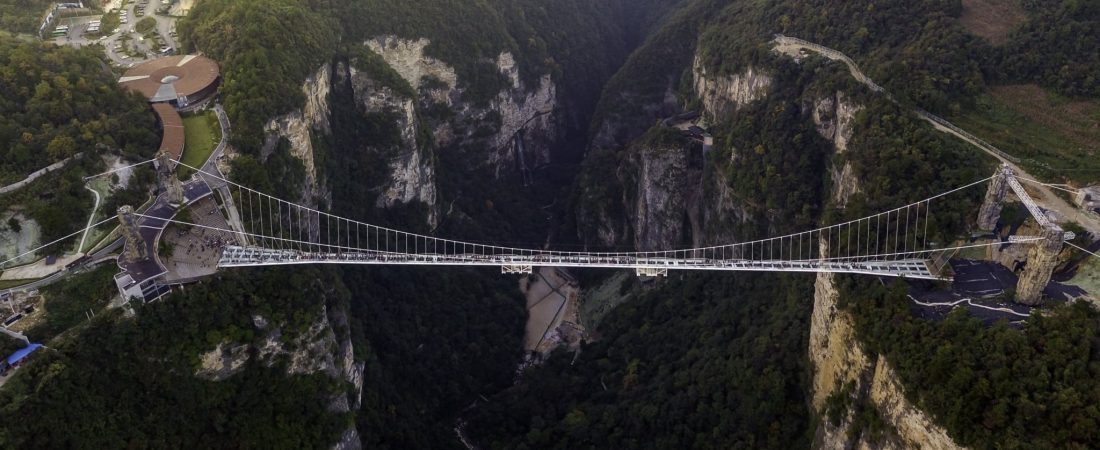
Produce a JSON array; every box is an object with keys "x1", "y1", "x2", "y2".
[
  {"x1": 177, "y1": 110, "x2": 221, "y2": 180},
  {"x1": 953, "y1": 84, "x2": 1100, "y2": 185}
]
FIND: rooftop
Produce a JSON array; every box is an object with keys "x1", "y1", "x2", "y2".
[{"x1": 118, "y1": 55, "x2": 220, "y2": 102}]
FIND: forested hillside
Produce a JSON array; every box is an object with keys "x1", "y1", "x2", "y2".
[
  {"x1": 177, "y1": 0, "x2": 337, "y2": 152},
  {"x1": 0, "y1": 37, "x2": 157, "y2": 249},
  {"x1": 466, "y1": 273, "x2": 814, "y2": 449},
  {"x1": 5, "y1": 0, "x2": 1099, "y2": 448},
  {"x1": 0, "y1": 37, "x2": 157, "y2": 181},
  {"x1": 0, "y1": 269, "x2": 348, "y2": 448},
  {"x1": 998, "y1": 0, "x2": 1100, "y2": 97}
]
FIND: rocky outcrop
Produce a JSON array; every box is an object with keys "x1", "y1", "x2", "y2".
[
  {"x1": 192, "y1": 296, "x2": 364, "y2": 449},
  {"x1": 264, "y1": 64, "x2": 333, "y2": 207},
  {"x1": 628, "y1": 143, "x2": 690, "y2": 251},
  {"x1": 813, "y1": 92, "x2": 863, "y2": 208},
  {"x1": 869, "y1": 358, "x2": 965, "y2": 450},
  {"x1": 365, "y1": 37, "x2": 558, "y2": 173},
  {"x1": 977, "y1": 171, "x2": 1008, "y2": 231},
  {"x1": 813, "y1": 91, "x2": 860, "y2": 154},
  {"x1": 344, "y1": 61, "x2": 439, "y2": 225},
  {"x1": 831, "y1": 163, "x2": 860, "y2": 209},
  {"x1": 692, "y1": 56, "x2": 772, "y2": 122},
  {"x1": 195, "y1": 341, "x2": 251, "y2": 381},
  {"x1": 810, "y1": 240, "x2": 967, "y2": 450},
  {"x1": 487, "y1": 52, "x2": 557, "y2": 174},
  {"x1": 615, "y1": 133, "x2": 748, "y2": 251},
  {"x1": 1016, "y1": 226, "x2": 1065, "y2": 305},
  {"x1": 365, "y1": 37, "x2": 457, "y2": 92}
]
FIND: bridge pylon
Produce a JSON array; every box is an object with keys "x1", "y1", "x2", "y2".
[
  {"x1": 156, "y1": 151, "x2": 184, "y2": 206},
  {"x1": 117, "y1": 205, "x2": 148, "y2": 263},
  {"x1": 1015, "y1": 226, "x2": 1064, "y2": 305},
  {"x1": 977, "y1": 164, "x2": 1010, "y2": 231}
]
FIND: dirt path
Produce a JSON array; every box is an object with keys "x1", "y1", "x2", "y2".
[{"x1": 772, "y1": 36, "x2": 1100, "y2": 236}]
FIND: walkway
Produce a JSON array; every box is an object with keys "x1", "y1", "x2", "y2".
[{"x1": 0, "y1": 153, "x2": 82, "y2": 195}]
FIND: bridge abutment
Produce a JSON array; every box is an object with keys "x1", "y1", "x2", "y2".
[
  {"x1": 117, "y1": 205, "x2": 148, "y2": 263},
  {"x1": 977, "y1": 165, "x2": 1010, "y2": 231}
]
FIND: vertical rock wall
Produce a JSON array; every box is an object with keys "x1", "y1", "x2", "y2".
[{"x1": 264, "y1": 64, "x2": 333, "y2": 208}]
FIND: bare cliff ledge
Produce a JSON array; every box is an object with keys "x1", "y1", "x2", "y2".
[
  {"x1": 581, "y1": 60, "x2": 767, "y2": 249},
  {"x1": 262, "y1": 36, "x2": 559, "y2": 228},
  {"x1": 810, "y1": 91, "x2": 862, "y2": 208}
]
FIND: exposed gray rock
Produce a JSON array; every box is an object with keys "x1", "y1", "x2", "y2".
[
  {"x1": 692, "y1": 56, "x2": 772, "y2": 122},
  {"x1": 1016, "y1": 226, "x2": 1065, "y2": 305},
  {"x1": 263, "y1": 64, "x2": 333, "y2": 208}
]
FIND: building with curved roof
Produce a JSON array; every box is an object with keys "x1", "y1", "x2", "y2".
[{"x1": 119, "y1": 54, "x2": 220, "y2": 107}]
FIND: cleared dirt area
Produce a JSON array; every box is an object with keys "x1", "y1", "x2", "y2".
[
  {"x1": 520, "y1": 267, "x2": 581, "y2": 355},
  {"x1": 955, "y1": 84, "x2": 1100, "y2": 185},
  {"x1": 990, "y1": 85, "x2": 1100, "y2": 151},
  {"x1": 959, "y1": 0, "x2": 1027, "y2": 45}
]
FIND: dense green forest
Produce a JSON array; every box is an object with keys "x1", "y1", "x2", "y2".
[
  {"x1": 177, "y1": 0, "x2": 337, "y2": 153},
  {"x1": 0, "y1": 37, "x2": 158, "y2": 182},
  {"x1": 0, "y1": 37, "x2": 157, "y2": 250},
  {"x1": 342, "y1": 267, "x2": 525, "y2": 448},
  {"x1": 0, "y1": 268, "x2": 348, "y2": 448},
  {"x1": 998, "y1": 0, "x2": 1100, "y2": 97},
  {"x1": 466, "y1": 273, "x2": 813, "y2": 449},
  {"x1": 843, "y1": 279, "x2": 1100, "y2": 449},
  {"x1": 0, "y1": 0, "x2": 52, "y2": 34}
]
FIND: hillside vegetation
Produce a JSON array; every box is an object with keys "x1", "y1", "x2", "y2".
[
  {"x1": 0, "y1": 37, "x2": 158, "y2": 250},
  {"x1": 0, "y1": 37, "x2": 157, "y2": 182},
  {"x1": 845, "y1": 279, "x2": 1100, "y2": 450},
  {"x1": 0, "y1": 268, "x2": 349, "y2": 448},
  {"x1": 177, "y1": 0, "x2": 337, "y2": 153}
]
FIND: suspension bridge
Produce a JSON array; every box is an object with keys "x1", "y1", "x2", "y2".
[
  {"x1": 128, "y1": 160, "x2": 1063, "y2": 284},
  {"x1": 1, "y1": 155, "x2": 1086, "y2": 305}
]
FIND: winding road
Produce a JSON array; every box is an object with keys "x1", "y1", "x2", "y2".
[{"x1": 78, "y1": 185, "x2": 101, "y2": 253}]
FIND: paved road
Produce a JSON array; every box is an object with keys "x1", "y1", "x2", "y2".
[
  {"x1": 199, "y1": 105, "x2": 249, "y2": 244},
  {"x1": 906, "y1": 258, "x2": 1089, "y2": 323},
  {"x1": 78, "y1": 185, "x2": 102, "y2": 252}
]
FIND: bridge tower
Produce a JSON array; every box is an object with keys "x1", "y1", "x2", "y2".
[
  {"x1": 981, "y1": 163, "x2": 1070, "y2": 305},
  {"x1": 977, "y1": 165, "x2": 1010, "y2": 231},
  {"x1": 156, "y1": 151, "x2": 184, "y2": 206},
  {"x1": 117, "y1": 205, "x2": 148, "y2": 263},
  {"x1": 1015, "y1": 226, "x2": 1064, "y2": 305}
]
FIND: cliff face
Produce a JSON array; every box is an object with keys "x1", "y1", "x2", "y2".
[
  {"x1": 692, "y1": 57, "x2": 772, "y2": 124},
  {"x1": 626, "y1": 142, "x2": 691, "y2": 251},
  {"x1": 365, "y1": 36, "x2": 559, "y2": 172},
  {"x1": 810, "y1": 264, "x2": 966, "y2": 450},
  {"x1": 194, "y1": 292, "x2": 364, "y2": 448},
  {"x1": 581, "y1": 59, "x2": 767, "y2": 249},
  {"x1": 262, "y1": 36, "x2": 561, "y2": 228},
  {"x1": 812, "y1": 91, "x2": 862, "y2": 208},
  {"x1": 340, "y1": 58, "x2": 440, "y2": 225},
  {"x1": 263, "y1": 64, "x2": 333, "y2": 208}
]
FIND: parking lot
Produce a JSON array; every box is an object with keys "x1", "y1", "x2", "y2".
[{"x1": 46, "y1": 0, "x2": 180, "y2": 67}]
